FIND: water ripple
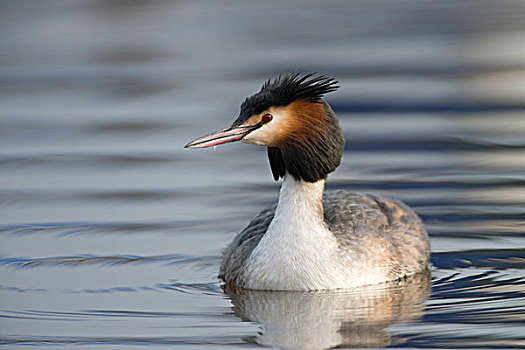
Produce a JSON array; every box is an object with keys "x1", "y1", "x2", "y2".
[
  {"x1": 432, "y1": 249, "x2": 525, "y2": 270},
  {"x1": 0, "y1": 335, "x2": 248, "y2": 346},
  {"x1": 158, "y1": 281, "x2": 223, "y2": 295},
  {"x1": 0, "y1": 152, "x2": 182, "y2": 168},
  {"x1": 0, "y1": 220, "x2": 210, "y2": 236},
  {"x1": 0, "y1": 254, "x2": 220, "y2": 268},
  {"x1": 334, "y1": 101, "x2": 525, "y2": 114}
]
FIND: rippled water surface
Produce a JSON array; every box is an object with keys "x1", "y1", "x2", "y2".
[{"x1": 1, "y1": 1, "x2": 525, "y2": 348}]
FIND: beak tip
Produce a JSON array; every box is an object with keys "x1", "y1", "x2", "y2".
[
  {"x1": 184, "y1": 124, "x2": 255, "y2": 150},
  {"x1": 184, "y1": 139, "x2": 201, "y2": 149}
]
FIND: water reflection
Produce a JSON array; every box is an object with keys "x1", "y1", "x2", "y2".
[{"x1": 224, "y1": 271, "x2": 431, "y2": 349}]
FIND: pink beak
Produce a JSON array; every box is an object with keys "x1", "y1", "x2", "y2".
[{"x1": 184, "y1": 125, "x2": 258, "y2": 149}]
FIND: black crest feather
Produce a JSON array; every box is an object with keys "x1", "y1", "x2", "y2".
[
  {"x1": 235, "y1": 73, "x2": 339, "y2": 125},
  {"x1": 260, "y1": 72, "x2": 339, "y2": 104}
]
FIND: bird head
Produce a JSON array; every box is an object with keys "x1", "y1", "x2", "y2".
[{"x1": 185, "y1": 73, "x2": 345, "y2": 183}]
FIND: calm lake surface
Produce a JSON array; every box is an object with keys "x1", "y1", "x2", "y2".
[{"x1": 1, "y1": 1, "x2": 524, "y2": 348}]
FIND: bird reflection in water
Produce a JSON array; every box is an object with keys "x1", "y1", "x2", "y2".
[{"x1": 224, "y1": 270, "x2": 430, "y2": 349}]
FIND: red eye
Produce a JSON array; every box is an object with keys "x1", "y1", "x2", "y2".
[{"x1": 262, "y1": 114, "x2": 273, "y2": 124}]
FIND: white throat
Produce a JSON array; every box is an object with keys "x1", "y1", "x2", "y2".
[{"x1": 243, "y1": 174, "x2": 344, "y2": 290}]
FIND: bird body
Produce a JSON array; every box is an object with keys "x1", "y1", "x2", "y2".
[
  {"x1": 219, "y1": 175, "x2": 429, "y2": 290},
  {"x1": 186, "y1": 73, "x2": 430, "y2": 291}
]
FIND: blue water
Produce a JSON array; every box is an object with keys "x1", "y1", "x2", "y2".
[{"x1": 1, "y1": 1, "x2": 524, "y2": 348}]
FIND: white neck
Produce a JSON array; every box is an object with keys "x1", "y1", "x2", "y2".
[{"x1": 243, "y1": 174, "x2": 344, "y2": 290}]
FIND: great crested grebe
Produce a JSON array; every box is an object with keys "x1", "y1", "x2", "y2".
[{"x1": 185, "y1": 73, "x2": 430, "y2": 291}]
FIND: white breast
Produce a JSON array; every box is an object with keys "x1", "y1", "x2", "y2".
[{"x1": 242, "y1": 175, "x2": 350, "y2": 290}]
